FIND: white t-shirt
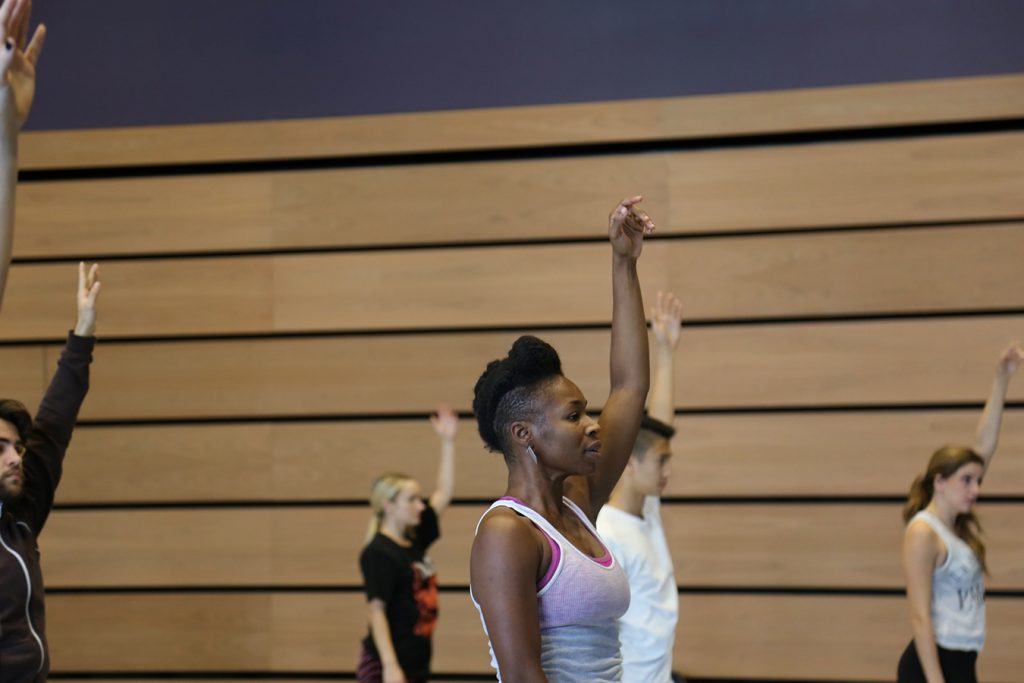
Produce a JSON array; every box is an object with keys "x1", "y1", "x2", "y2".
[{"x1": 597, "y1": 496, "x2": 678, "y2": 683}]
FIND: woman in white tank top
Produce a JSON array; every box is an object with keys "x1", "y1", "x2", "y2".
[
  {"x1": 898, "y1": 342, "x2": 1022, "y2": 683},
  {"x1": 468, "y1": 197, "x2": 655, "y2": 682}
]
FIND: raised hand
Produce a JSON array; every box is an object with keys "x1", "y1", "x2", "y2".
[
  {"x1": 0, "y1": 0, "x2": 45, "y2": 129},
  {"x1": 75, "y1": 262, "x2": 101, "y2": 337},
  {"x1": 608, "y1": 195, "x2": 655, "y2": 259},
  {"x1": 430, "y1": 404, "x2": 458, "y2": 441},
  {"x1": 997, "y1": 342, "x2": 1023, "y2": 379},
  {"x1": 651, "y1": 290, "x2": 683, "y2": 350}
]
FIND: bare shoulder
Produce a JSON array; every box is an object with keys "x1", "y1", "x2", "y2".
[
  {"x1": 474, "y1": 507, "x2": 543, "y2": 554},
  {"x1": 471, "y1": 506, "x2": 546, "y2": 589},
  {"x1": 904, "y1": 518, "x2": 943, "y2": 560}
]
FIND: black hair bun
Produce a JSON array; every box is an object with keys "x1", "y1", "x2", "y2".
[{"x1": 473, "y1": 335, "x2": 562, "y2": 451}]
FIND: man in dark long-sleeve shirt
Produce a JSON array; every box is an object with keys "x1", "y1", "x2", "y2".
[{"x1": 1, "y1": 263, "x2": 101, "y2": 682}]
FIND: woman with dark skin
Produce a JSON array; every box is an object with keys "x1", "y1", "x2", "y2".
[{"x1": 470, "y1": 196, "x2": 654, "y2": 682}]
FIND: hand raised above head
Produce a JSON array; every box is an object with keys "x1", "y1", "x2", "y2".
[
  {"x1": 608, "y1": 195, "x2": 655, "y2": 259},
  {"x1": 651, "y1": 289, "x2": 683, "y2": 350},
  {"x1": 75, "y1": 262, "x2": 101, "y2": 337},
  {"x1": 997, "y1": 342, "x2": 1023, "y2": 378},
  {"x1": 0, "y1": 0, "x2": 46, "y2": 129},
  {"x1": 430, "y1": 404, "x2": 458, "y2": 441}
]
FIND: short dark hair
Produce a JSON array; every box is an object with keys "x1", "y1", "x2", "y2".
[
  {"x1": 472, "y1": 335, "x2": 563, "y2": 454},
  {"x1": 0, "y1": 399, "x2": 32, "y2": 441},
  {"x1": 632, "y1": 414, "x2": 675, "y2": 460},
  {"x1": 640, "y1": 415, "x2": 675, "y2": 440}
]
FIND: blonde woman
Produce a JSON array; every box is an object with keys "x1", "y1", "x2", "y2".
[
  {"x1": 357, "y1": 406, "x2": 457, "y2": 683},
  {"x1": 898, "y1": 342, "x2": 1023, "y2": 683}
]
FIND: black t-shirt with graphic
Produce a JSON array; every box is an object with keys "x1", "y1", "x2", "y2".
[{"x1": 360, "y1": 503, "x2": 440, "y2": 678}]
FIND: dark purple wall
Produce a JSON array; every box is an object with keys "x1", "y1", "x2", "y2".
[{"x1": 27, "y1": 0, "x2": 1024, "y2": 131}]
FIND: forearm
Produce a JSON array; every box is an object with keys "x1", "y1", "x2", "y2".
[
  {"x1": 647, "y1": 343, "x2": 675, "y2": 424},
  {"x1": 0, "y1": 114, "x2": 18, "y2": 310},
  {"x1": 33, "y1": 333, "x2": 94, "y2": 438},
  {"x1": 368, "y1": 606, "x2": 402, "y2": 671},
  {"x1": 910, "y1": 618, "x2": 945, "y2": 683},
  {"x1": 974, "y1": 373, "x2": 1010, "y2": 463},
  {"x1": 430, "y1": 437, "x2": 455, "y2": 514},
  {"x1": 609, "y1": 254, "x2": 648, "y2": 394}
]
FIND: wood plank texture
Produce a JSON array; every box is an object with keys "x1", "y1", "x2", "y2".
[
  {"x1": 0, "y1": 346, "x2": 47, "y2": 407},
  {"x1": 46, "y1": 316, "x2": 1024, "y2": 420},
  {"x1": 39, "y1": 504, "x2": 1024, "y2": 590},
  {"x1": 5, "y1": 223, "x2": 1024, "y2": 339},
  {"x1": 54, "y1": 410, "x2": 1024, "y2": 504},
  {"x1": 21, "y1": 74, "x2": 1024, "y2": 169},
  {"x1": 14, "y1": 134, "x2": 1024, "y2": 259},
  {"x1": 44, "y1": 592, "x2": 1024, "y2": 680}
]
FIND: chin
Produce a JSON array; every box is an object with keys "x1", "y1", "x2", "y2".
[{"x1": 0, "y1": 483, "x2": 22, "y2": 502}]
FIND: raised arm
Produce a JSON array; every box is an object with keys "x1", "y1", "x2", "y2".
[
  {"x1": 0, "y1": 0, "x2": 45, "y2": 311},
  {"x1": 586, "y1": 196, "x2": 653, "y2": 513},
  {"x1": 428, "y1": 404, "x2": 456, "y2": 515},
  {"x1": 973, "y1": 342, "x2": 1022, "y2": 469},
  {"x1": 648, "y1": 290, "x2": 683, "y2": 425},
  {"x1": 22, "y1": 263, "x2": 99, "y2": 534}
]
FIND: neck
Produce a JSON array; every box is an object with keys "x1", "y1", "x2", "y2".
[
  {"x1": 379, "y1": 517, "x2": 410, "y2": 545},
  {"x1": 607, "y1": 480, "x2": 645, "y2": 518},
  {"x1": 925, "y1": 498, "x2": 957, "y2": 528},
  {"x1": 504, "y1": 459, "x2": 568, "y2": 518}
]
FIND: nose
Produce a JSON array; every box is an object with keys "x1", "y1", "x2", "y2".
[
  {"x1": 1, "y1": 445, "x2": 21, "y2": 468},
  {"x1": 582, "y1": 414, "x2": 599, "y2": 436}
]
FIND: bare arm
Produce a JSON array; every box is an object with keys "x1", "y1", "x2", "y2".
[
  {"x1": 366, "y1": 599, "x2": 407, "y2": 683},
  {"x1": 0, "y1": 0, "x2": 45, "y2": 311},
  {"x1": 577, "y1": 197, "x2": 653, "y2": 517},
  {"x1": 470, "y1": 512, "x2": 549, "y2": 682},
  {"x1": 903, "y1": 521, "x2": 945, "y2": 683},
  {"x1": 428, "y1": 404, "x2": 456, "y2": 515},
  {"x1": 648, "y1": 290, "x2": 683, "y2": 425},
  {"x1": 973, "y1": 342, "x2": 1022, "y2": 469}
]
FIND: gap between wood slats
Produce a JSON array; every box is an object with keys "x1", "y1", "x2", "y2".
[
  {"x1": 18, "y1": 117, "x2": 1024, "y2": 182},
  {"x1": 11, "y1": 215, "x2": 1023, "y2": 266}
]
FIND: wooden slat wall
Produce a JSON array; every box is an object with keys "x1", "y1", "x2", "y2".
[
  {"x1": 13, "y1": 133, "x2": 1024, "y2": 259},
  {"x1": 14, "y1": 74, "x2": 1024, "y2": 682},
  {"x1": 5, "y1": 223, "x2": 1024, "y2": 339},
  {"x1": 20, "y1": 73, "x2": 1024, "y2": 169}
]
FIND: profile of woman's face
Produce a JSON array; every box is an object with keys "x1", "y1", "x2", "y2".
[{"x1": 528, "y1": 375, "x2": 601, "y2": 475}]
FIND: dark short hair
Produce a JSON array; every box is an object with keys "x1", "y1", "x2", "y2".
[
  {"x1": 640, "y1": 414, "x2": 675, "y2": 440},
  {"x1": 472, "y1": 335, "x2": 563, "y2": 454},
  {"x1": 0, "y1": 399, "x2": 32, "y2": 441},
  {"x1": 632, "y1": 414, "x2": 675, "y2": 460}
]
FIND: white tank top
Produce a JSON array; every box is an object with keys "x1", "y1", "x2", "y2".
[
  {"x1": 471, "y1": 496, "x2": 631, "y2": 682},
  {"x1": 910, "y1": 510, "x2": 985, "y2": 651}
]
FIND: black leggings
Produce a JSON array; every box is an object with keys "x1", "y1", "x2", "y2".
[{"x1": 897, "y1": 641, "x2": 978, "y2": 683}]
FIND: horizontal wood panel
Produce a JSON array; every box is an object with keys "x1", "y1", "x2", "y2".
[
  {"x1": 46, "y1": 591, "x2": 492, "y2": 673},
  {"x1": 39, "y1": 504, "x2": 1024, "y2": 590},
  {"x1": 0, "y1": 347, "x2": 45, "y2": 407},
  {"x1": 21, "y1": 74, "x2": 1024, "y2": 169},
  {"x1": 15, "y1": 133, "x2": 1024, "y2": 258},
  {"x1": 44, "y1": 592, "x2": 1024, "y2": 680},
  {"x1": 55, "y1": 409, "x2": 1024, "y2": 504},
  {"x1": 678, "y1": 594, "x2": 1023, "y2": 681},
  {"x1": 6, "y1": 224, "x2": 1024, "y2": 339},
  {"x1": 48, "y1": 316, "x2": 1024, "y2": 420}
]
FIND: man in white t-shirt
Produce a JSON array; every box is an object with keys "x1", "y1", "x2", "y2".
[{"x1": 597, "y1": 291, "x2": 683, "y2": 683}]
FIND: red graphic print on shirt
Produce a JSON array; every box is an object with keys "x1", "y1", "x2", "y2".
[{"x1": 412, "y1": 559, "x2": 438, "y2": 637}]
